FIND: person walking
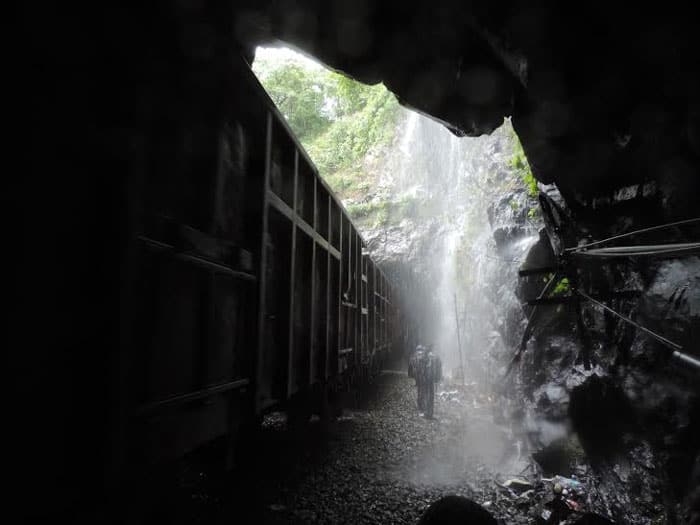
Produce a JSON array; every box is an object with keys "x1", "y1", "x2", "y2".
[
  {"x1": 408, "y1": 345, "x2": 426, "y2": 411},
  {"x1": 417, "y1": 344, "x2": 442, "y2": 418}
]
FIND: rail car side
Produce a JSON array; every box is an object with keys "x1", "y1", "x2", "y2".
[
  {"x1": 124, "y1": 52, "x2": 397, "y2": 467},
  {"x1": 12, "y1": 14, "x2": 401, "y2": 519}
]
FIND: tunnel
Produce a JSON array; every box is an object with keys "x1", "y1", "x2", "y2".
[{"x1": 11, "y1": 2, "x2": 700, "y2": 524}]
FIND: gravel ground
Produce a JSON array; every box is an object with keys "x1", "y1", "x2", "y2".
[
  {"x1": 153, "y1": 369, "x2": 637, "y2": 525},
  {"x1": 223, "y1": 369, "x2": 531, "y2": 524}
]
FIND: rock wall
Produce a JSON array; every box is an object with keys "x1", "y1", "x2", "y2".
[{"x1": 512, "y1": 189, "x2": 700, "y2": 523}]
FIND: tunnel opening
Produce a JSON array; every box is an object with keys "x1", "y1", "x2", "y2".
[
  {"x1": 13, "y1": 3, "x2": 700, "y2": 524},
  {"x1": 251, "y1": 45, "x2": 543, "y2": 391}
]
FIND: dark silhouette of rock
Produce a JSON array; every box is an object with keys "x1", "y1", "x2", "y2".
[
  {"x1": 571, "y1": 512, "x2": 615, "y2": 525},
  {"x1": 418, "y1": 495, "x2": 497, "y2": 525}
]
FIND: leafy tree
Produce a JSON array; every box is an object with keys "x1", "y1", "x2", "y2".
[
  {"x1": 253, "y1": 50, "x2": 400, "y2": 224},
  {"x1": 254, "y1": 60, "x2": 335, "y2": 143},
  {"x1": 308, "y1": 84, "x2": 399, "y2": 175},
  {"x1": 334, "y1": 75, "x2": 370, "y2": 116}
]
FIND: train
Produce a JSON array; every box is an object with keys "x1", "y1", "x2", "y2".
[
  {"x1": 13, "y1": 33, "x2": 401, "y2": 519},
  {"x1": 121, "y1": 51, "x2": 400, "y2": 468}
]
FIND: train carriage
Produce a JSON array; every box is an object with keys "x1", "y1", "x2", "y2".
[{"x1": 122, "y1": 51, "x2": 398, "y2": 469}]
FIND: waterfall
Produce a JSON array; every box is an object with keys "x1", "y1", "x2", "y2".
[{"x1": 372, "y1": 109, "x2": 540, "y2": 385}]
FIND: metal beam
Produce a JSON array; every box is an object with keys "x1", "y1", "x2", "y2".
[
  {"x1": 268, "y1": 189, "x2": 340, "y2": 259},
  {"x1": 325, "y1": 193, "x2": 332, "y2": 380},
  {"x1": 287, "y1": 150, "x2": 299, "y2": 397},
  {"x1": 138, "y1": 236, "x2": 256, "y2": 281},
  {"x1": 255, "y1": 112, "x2": 273, "y2": 411},
  {"x1": 672, "y1": 351, "x2": 700, "y2": 370},
  {"x1": 135, "y1": 379, "x2": 250, "y2": 416},
  {"x1": 309, "y1": 175, "x2": 317, "y2": 386}
]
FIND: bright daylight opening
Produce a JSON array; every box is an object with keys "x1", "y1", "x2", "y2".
[
  {"x1": 251, "y1": 45, "x2": 551, "y2": 498},
  {"x1": 253, "y1": 45, "x2": 543, "y2": 390}
]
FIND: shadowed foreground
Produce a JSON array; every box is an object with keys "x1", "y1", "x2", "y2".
[{"x1": 146, "y1": 370, "x2": 526, "y2": 524}]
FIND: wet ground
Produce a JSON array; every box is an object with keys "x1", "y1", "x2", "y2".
[
  {"x1": 249, "y1": 370, "x2": 528, "y2": 524},
  {"x1": 55, "y1": 363, "x2": 685, "y2": 524},
  {"x1": 145, "y1": 368, "x2": 679, "y2": 524},
  {"x1": 157, "y1": 369, "x2": 548, "y2": 524}
]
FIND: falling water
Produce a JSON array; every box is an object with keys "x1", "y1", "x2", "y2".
[
  {"x1": 374, "y1": 108, "x2": 540, "y2": 388},
  {"x1": 364, "y1": 107, "x2": 544, "y2": 483}
]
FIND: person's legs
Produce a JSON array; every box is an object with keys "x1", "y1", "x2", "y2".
[
  {"x1": 416, "y1": 381, "x2": 425, "y2": 411},
  {"x1": 425, "y1": 382, "x2": 435, "y2": 418}
]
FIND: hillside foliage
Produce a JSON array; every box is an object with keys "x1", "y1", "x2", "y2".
[{"x1": 253, "y1": 52, "x2": 400, "y2": 215}]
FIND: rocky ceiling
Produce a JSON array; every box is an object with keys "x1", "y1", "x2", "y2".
[{"x1": 234, "y1": 1, "x2": 700, "y2": 205}]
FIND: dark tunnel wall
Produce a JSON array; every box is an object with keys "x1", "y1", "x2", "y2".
[{"x1": 12, "y1": 1, "x2": 245, "y2": 514}]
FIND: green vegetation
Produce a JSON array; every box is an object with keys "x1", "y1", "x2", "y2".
[
  {"x1": 253, "y1": 52, "x2": 539, "y2": 237},
  {"x1": 346, "y1": 200, "x2": 385, "y2": 219},
  {"x1": 254, "y1": 61, "x2": 334, "y2": 144},
  {"x1": 510, "y1": 147, "x2": 538, "y2": 199},
  {"x1": 507, "y1": 128, "x2": 540, "y2": 203},
  {"x1": 253, "y1": 51, "x2": 401, "y2": 220},
  {"x1": 550, "y1": 276, "x2": 571, "y2": 296},
  {"x1": 307, "y1": 85, "x2": 398, "y2": 175},
  {"x1": 346, "y1": 194, "x2": 420, "y2": 228},
  {"x1": 528, "y1": 206, "x2": 541, "y2": 220}
]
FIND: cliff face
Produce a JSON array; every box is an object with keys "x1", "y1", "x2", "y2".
[
  {"x1": 357, "y1": 116, "x2": 539, "y2": 382},
  {"x1": 512, "y1": 191, "x2": 700, "y2": 523}
]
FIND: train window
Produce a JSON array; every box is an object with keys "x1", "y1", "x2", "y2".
[{"x1": 269, "y1": 119, "x2": 296, "y2": 206}]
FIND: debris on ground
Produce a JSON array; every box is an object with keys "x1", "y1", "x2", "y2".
[
  {"x1": 500, "y1": 478, "x2": 534, "y2": 494},
  {"x1": 437, "y1": 390, "x2": 462, "y2": 404},
  {"x1": 165, "y1": 372, "x2": 670, "y2": 524}
]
